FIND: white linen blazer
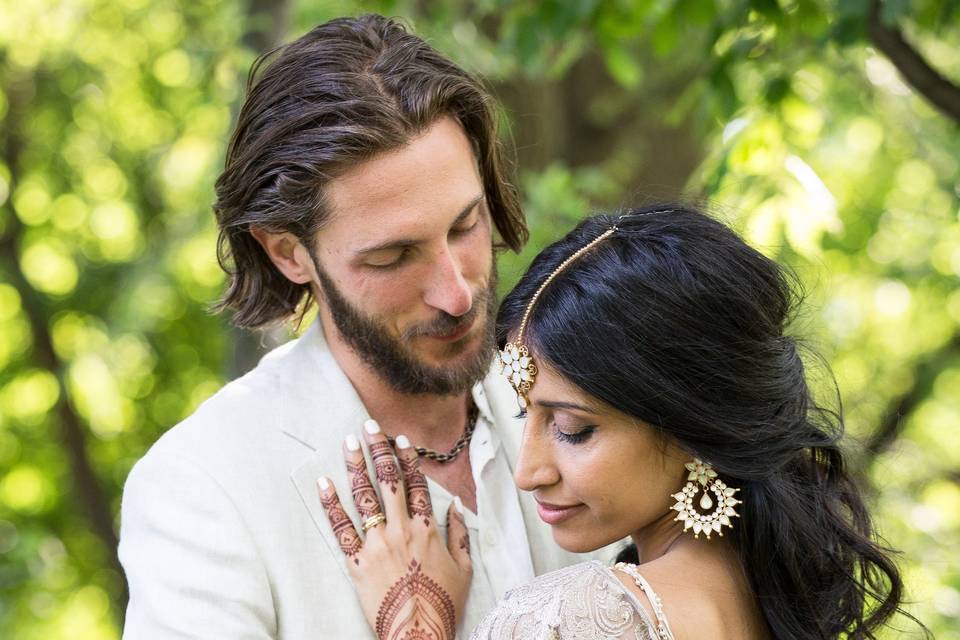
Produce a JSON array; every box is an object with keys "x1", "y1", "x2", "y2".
[{"x1": 118, "y1": 322, "x2": 615, "y2": 639}]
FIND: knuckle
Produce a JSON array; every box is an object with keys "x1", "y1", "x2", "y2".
[{"x1": 386, "y1": 523, "x2": 413, "y2": 548}]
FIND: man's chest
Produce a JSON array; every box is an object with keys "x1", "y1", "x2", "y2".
[{"x1": 421, "y1": 453, "x2": 478, "y2": 513}]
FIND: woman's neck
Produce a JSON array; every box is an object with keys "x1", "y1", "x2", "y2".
[{"x1": 630, "y1": 512, "x2": 687, "y2": 563}]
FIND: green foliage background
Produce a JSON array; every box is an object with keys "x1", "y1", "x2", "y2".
[{"x1": 1, "y1": 0, "x2": 958, "y2": 637}]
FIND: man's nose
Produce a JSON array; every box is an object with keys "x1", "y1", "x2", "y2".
[
  {"x1": 513, "y1": 425, "x2": 559, "y2": 492},
  {"x1": 422, "y1": 247, "x2": 472, "y2": 317}
]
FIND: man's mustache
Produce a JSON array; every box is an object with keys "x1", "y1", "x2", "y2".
[{"x1": 401, "y1": 286, "x2": 490, "y2": 340}]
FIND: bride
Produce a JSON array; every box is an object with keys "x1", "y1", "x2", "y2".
[{"x1": 317, "y1": 205, "x2": 912, "y2": 639}]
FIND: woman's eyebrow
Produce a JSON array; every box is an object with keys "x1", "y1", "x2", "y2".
[{"x1": 534, "y1": 399, "x2": 601, "y2": 415}]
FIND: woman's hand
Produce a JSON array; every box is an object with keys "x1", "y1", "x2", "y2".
[{"x1": 318, "y1": 420, "x2": 473, "y2": 640}]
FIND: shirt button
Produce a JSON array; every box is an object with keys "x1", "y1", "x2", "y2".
[{"x1": 483, "y1": 531, "x2": 497, "y2": 546}]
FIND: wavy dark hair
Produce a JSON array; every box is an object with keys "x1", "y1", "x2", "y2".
[
  {"x1": 497, "y1": 205, "x2": 921, "y2": 639},
  {"x1": 213, "y1": 14, "x2": 525, "y2": 328}
]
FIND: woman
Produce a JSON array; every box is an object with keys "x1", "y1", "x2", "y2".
[{"x1": 318, "y1": 204, "x2": 913, "y2": 639}]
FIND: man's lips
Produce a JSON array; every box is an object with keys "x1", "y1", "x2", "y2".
[
  {"x1": 535, "y1": 499, "x2": 585, "y2": 525},
  {"x1": 428, "y1": 317, "x2": 474, "y2": 342}
]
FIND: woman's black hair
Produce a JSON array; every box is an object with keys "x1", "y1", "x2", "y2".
[{"x1": 496, "y1": 204, "x2": 920, "y2": 639}]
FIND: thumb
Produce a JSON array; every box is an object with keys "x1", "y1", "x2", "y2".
[{"x1": 446, "y1": 497, "x2": 472, "y2": 573}]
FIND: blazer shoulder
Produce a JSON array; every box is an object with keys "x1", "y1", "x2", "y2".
[
  {"x1": 140, "y1": 338, "x2": 311, "y2": 477},
  {"x1": 161, "y1": 369, "x2": 278, "y2": 447}
]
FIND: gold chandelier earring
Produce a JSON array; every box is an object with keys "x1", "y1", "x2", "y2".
[{"x1": 670, "y1": 459, "x2": 741, "y2": 539}]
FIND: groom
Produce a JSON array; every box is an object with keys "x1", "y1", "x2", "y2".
[{"x1": 118, "y1": 14, "x2": 605, "y2": 639}]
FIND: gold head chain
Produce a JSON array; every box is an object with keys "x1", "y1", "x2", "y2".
[
  {"x1": 498, "y1": 226, "x2": 617, "y2": 409},
  {"x1": 498, "y1": 210, "x2": 674, "y2": 409}
]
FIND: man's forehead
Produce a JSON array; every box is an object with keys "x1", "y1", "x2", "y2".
[{"x1": 324, "y1": 117, "x2": 478, "y2": 209}]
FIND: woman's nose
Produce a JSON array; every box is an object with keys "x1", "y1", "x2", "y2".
[{"x1": 513, "y1": 425, "x2": 560, "y2": 492}]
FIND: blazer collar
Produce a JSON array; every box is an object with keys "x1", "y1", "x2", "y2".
[
  {"x1": 278, "y1": 320, "x2": 513, "y2": 452},
  {"x1": 276, "y1": 321, "x2": 370, "y2": 452}
]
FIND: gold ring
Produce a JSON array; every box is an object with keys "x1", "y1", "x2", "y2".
[{"x1": 361, "y1": 513, "x2": 386, "y2": 532}]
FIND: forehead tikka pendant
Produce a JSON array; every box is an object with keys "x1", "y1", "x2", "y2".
[
  {"x1": 499, "y1": 343, "x2": 536, "y2": 409},
  {"x1": 499, "y1": 225, "x2": 618, "y2": 410}
]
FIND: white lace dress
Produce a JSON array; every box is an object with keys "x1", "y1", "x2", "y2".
[{"x1": 470, "y1": 561, "x2": 675, "y2": 640}]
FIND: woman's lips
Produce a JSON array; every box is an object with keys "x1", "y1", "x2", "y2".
[{"x1": 535, "y1": 500, "x2": 585, "y2": 525}]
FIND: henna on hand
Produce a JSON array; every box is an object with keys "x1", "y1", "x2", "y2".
[
  {"x1": 348, "y1": 458, "x2": 383, "y2": 521},
  {"x1": 399, "y1": 454, "x2": 432, "y2": 526},
  {"x1": 370, "y1": 440, "x2": 402, "y2": 494},
  {"x1": 319, "y1": 490, "x2": 363, "y2": 564},
  {"x1": 375, "y1": 560, "x2": 456, "y2": 640}
]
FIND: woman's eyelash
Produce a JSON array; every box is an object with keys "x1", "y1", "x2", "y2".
[{"x1": 555, "y1": 425, "x2": 595, "y2": 444}]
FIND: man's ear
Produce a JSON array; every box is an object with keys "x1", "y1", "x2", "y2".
[{"x1": 250, "y1": 226, "x2": 314, "y2": 285}]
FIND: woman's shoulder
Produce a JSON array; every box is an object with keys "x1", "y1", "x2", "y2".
[
  {"x1": 471, "y1": 561, "x2": 666, "y2": 640},
  {"x1": 619, "y1": 548, "x2": 767, "y2": 640},
  {"x1": 486, "y1": 560, "x2": 618, "y2": 610}
]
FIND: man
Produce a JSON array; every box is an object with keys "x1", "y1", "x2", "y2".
[{"x1": 119, "y1": 14, "x2": 610, "y2": 639}]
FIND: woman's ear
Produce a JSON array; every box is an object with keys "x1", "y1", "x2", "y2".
[{"x1": 250, "y1": 226, "x2": 314, "y2": 284}]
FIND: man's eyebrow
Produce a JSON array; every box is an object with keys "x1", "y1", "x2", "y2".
[
  {"x1": 534, "y1": 399, "x2": 601, "y2": 415},
  {"x1": 354, "y1": 193, "x2": 485, "y2": 256}
]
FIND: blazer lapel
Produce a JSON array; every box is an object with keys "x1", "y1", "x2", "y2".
[{"x1": 279, "y1": 322, "x2": 372, "y2": 579}]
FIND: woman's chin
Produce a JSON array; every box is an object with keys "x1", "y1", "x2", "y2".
[{"x1": 550, "y1": 525, "x2": 622, "y2": 554}]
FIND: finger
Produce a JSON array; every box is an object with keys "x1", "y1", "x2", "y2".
[
  {"x1": 362, "y1": 420, "x2": 406, "y2": 522},
  {"x1": 396, "y1": 437, "x2": 433, "y2": 526},
  {"x1": 317, "y1": 477, "x2": 363, "y2": 565},
  {"x1": 344, "y1": 434, "x2": 383, "y2": 524},
  {"x1": 446, "y1": 497, "x2": 472, "y2": 573}
]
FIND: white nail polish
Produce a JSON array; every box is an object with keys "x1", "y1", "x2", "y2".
[
  {"x1": 317, "y1": 477, "x2": 330, "y2": 491},
  {"x1": 364, "y1": 419, "x2": 380, "y2": 435},
  {"x1": 396, "y1": 434, "x2": 411, "y2": 449},
  {"x1": 453, "y1": 496, "x2": 464, "y2": 514},
  {"x1": 345, "y1": 434, "x2": 360, "y2": 451}
]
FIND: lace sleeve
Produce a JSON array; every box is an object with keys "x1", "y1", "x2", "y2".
[{"x1": 469, "y1": 561, "x2": 667, "y2": 640}]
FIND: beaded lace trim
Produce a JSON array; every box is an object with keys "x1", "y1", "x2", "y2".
[
  {"x1": 470, "y1": 560, "x2": 673, "y2": 640},
  {"x1": 613, "y1": 563, "x2": 675, "y2": 640}
]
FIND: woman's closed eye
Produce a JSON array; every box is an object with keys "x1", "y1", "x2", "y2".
[{"x1": 554, "y1": 424, "x2": 596, "y2": 445}]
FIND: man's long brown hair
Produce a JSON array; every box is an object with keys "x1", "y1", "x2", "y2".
[{"x1": 213, "y1": 14, "x2": 526, "y2": 328}]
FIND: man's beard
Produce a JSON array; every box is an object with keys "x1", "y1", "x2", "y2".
[{"x1": 310, "y1": 252, "x2": 498, "y2": 395}]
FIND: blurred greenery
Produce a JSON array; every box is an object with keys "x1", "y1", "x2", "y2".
[{"x1": 0, "y1": 0, "x2": 957, "y2": 638}]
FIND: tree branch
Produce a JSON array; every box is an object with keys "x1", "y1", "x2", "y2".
[
  {"x1": 865, "y1": 332, "x2": 960, "y2": 459},
  {"x1": 0, "y1": 72, "x2": 127, "y2": 610},
  {"x1": 867, "y1": 0, "x2": 960, "y2": 124}
]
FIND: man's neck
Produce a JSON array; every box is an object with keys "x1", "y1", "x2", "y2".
[{"x1": 320, "y1": 315, "x2": 474, "y2": 452}]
